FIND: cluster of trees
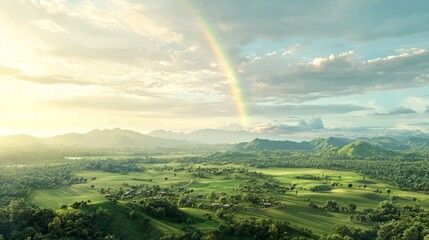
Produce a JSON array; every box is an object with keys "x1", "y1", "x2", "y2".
[
  {"x1": 0, "y1": 165, "x2": 82, "y2": 206},
  {"x1": 323, "y1": 200, "x2": 429, "y2": 239},
  {"x1": 0, "y1": 199, "x2": 113, "y2": 240},
  {"x1": 81, "y1": 158, "x2": 146, "y2": 173},
  {"x1": 140, "y1": 198, "x2": 188, "y2": 223},
  {"x1": 161, "y1": 218, "x2": 313, "y2": 240},
  {"x1": 309, "y1": 200, "x2": 357, "y2": 212}
]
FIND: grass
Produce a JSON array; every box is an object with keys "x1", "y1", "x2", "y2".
[{"x1": 28, "y1": 165, "x2": 429, "y2": 236}]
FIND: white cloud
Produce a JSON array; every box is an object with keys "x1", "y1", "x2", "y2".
[
  {"x1": 404, "y1": 96, "x2": 429, "y2": 113},
  {"x1": 32, "y1": 19, "x2": 64, "y2": 32},
  {"x1": 240, "y1": 49, "x2": 429, "y2": 103},
  {"x1": 73, "y1": 0, "x2": 183, "y2": 43},
  {"x1": 31, "y1": 0, "x2": 67, "y2": 14}
]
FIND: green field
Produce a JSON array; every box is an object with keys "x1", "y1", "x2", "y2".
[{"x1": 28, "y1": 165, "x2": 429, "y2": 237}]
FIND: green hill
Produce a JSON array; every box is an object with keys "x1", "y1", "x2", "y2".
[
  {"x1": 311, "y1": 137, "x2": 350, "y2": 151},
  {"x1": 242, "y1": 138, "x2": 313, "y2": 151},
  {"x1": 74, "y1": 201, "x2": 187, "y2": 240},
  {"x1": 338, "y1": 141, "x2": 393, "y2": 159}
]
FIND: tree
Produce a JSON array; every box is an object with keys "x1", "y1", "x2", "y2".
[
  {"x1": 165, "y1": 177, "x2": 168, "y2": 181},
  {"x1": 268, "y1": 223, "x2": 279, "y2": 239},
  {"x1": 347, "y1": 183, "x2": 353, "y2": 189},
  {"x1": 386, "y1": 188, "x2": 391, "y2": 194},
  {"x1": 348, "y1": 203, "x2": 357, "y2": 212},
  {"x1": 215, "y1": 209, "x2": 225, "y2": 220},
  {"x1": 208, "y1": 191, "x2": 217, "y2": 201},
  {"x1": 323, "y1": 200, "x2": 340, "y2": 211}
]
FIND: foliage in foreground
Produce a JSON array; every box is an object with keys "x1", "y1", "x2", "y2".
[{"x1": 322, "y1": 200, "x2": 429, "y2": 240}]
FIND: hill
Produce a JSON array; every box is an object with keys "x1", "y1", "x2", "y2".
[
  {"x1": 310, "y1": 137, "x2": 350, "y2": 151},
  {"x1": 80, "y1": 201, "x2": 184, "y2": 240},
  {"x1": 238, "y1": 138, "x2": 313, "y2": 151},
  {"x1": 0, "y1": 134, "x2": 41, "y2": 146},
  {"x1": 43, "y1": 128, "x2": 187, "y2": 148},
  {"x1": 338, "y1": 140, "x2": 394, "y2": 159},
  {"x1": 357, "y1": 137, "x2": 409, "y2": 150},
  {"x1": 406, "y1": 137, "x2": 429, "y2": 149}
]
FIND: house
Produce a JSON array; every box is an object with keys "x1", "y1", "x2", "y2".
[
  {"x1": 211, "y1": 203, "x2": 221, "y2": 208},
  {"x1": 263, "y1": 203, "x2": 272, "y2": 208}
]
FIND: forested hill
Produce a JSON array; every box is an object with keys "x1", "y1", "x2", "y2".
[
  {"x1": 338, "y1": 141, "x2": 394, "y2": 158},
  {"x1": 236, "y1": 138, "x2": 314, "y2": 151},
  {"x1": 233, "y1": 137, "x2": 429, "y2": 160}
]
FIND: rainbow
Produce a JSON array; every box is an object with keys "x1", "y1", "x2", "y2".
[{"x1": 183, "y1": 1, "x2": 249, "y2": 127}]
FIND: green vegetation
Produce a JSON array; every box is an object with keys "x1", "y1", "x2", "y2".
[
  {"x1": 338, "y1": 141, "x2": 395, "y2": 159},
  {"x1": 0, "y1": 136, "x2": 428, "y2": 239}
]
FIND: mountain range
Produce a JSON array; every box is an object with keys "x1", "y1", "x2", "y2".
[
  {"x1": 0, "y1": 128, "x2": 185, "y2": 149},
  {"x1": 147, "y1": 129, "x2": 278, "y2": 144},
  {"x1": 0, "y1": 128, "x2": 428, "y2": 152}
]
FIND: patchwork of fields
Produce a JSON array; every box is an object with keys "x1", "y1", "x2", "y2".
[{"x1": 28, "y1": 164, "x2": 429, "y2": 236}]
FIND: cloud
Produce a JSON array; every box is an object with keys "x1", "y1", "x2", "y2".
[
  {"x1": 0, "y1": 65, "x2": 20, "y2": 76},
  {"x1": 252, "y1": 118, "x2": 325, "y2": 134},
  {"x1": 184, "y1": 1, "x2": 429, "y2": 45},
  {"x1": 48, "y1": 95, "x2": 236, "y2": 117},
  {"x1": 408, "y1": 122, "x2": 429, "y2": 127},
  {"x1": 282, "y1": 44, "x2": 305, "y2": 55},
  {"x1": 73, "y1": 1, "x2": 183, "y2": 42},
  {"x1": 32, "y1": 19, "x2": 64, "y2": 32},
  {"x1": 240, "y1": 49, "x2": 429, "y2": 103},
  {"x1": 373, "y1": 107, "x2": 417, "y2": 116},
  {"x1": 15, "y1": 74, "x2": 94, "y2": 85},
  {"x1": 31, "y1": 0, "x2": 67, "y2": 14},
  {"x1": 250, "y1": 104, "x2": 369, "y2": 116}
]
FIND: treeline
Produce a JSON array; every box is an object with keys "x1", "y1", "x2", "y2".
[
  {"x1": 80, "y1": 158, "x2": 146, "y2": 173},
  {"x1": 161, "y1": 218, "x2": 313, "y2": 240}
]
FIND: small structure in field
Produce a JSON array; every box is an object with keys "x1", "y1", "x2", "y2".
[
  {"x1": 263, "y1": 202, "x2": 272, "y2": 208},
  {"x1": 211, "y1": 203, "x2": 221, "y2": 208}
]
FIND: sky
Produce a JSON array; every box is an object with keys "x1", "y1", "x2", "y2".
[{"x1": 0, "y1": 0, "x2": 429, "y2": 138}]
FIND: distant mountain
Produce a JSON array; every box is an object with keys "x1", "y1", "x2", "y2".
[
  {"x1": 148, "y1": 129, "x2": 260, "y2": 144},
  {"x1": 338, "y1": 141, "x2": 394, "y2": 158},
  {"x1": 310, "y1": 137, "x2": 350, "y2": 151},
  {"x1": 373, "y1": 137, "x2": 410, "y2": 150},
  {"x1": 405, "y1": 137, "x2": 429, "y2": 149},
  {"x1": 355, "y1": 136, "x2": 429, "y2": 151},
  {"x1": 0, "y1": 134, "x2": 41, "y2": 147},
  {"x1": 42, "y1": 128, "x2": 187, "y2": 148},
  {"x1": 1, "y1": 128, "x2": 428, "y2": 151},
  {"x1": 236, "y1": 138, "x2": 313, "y2": 151}
]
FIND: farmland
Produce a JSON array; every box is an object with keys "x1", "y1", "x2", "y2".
[{"x1": 28, "y1": 162, "x2": 429, "y2": 237}]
